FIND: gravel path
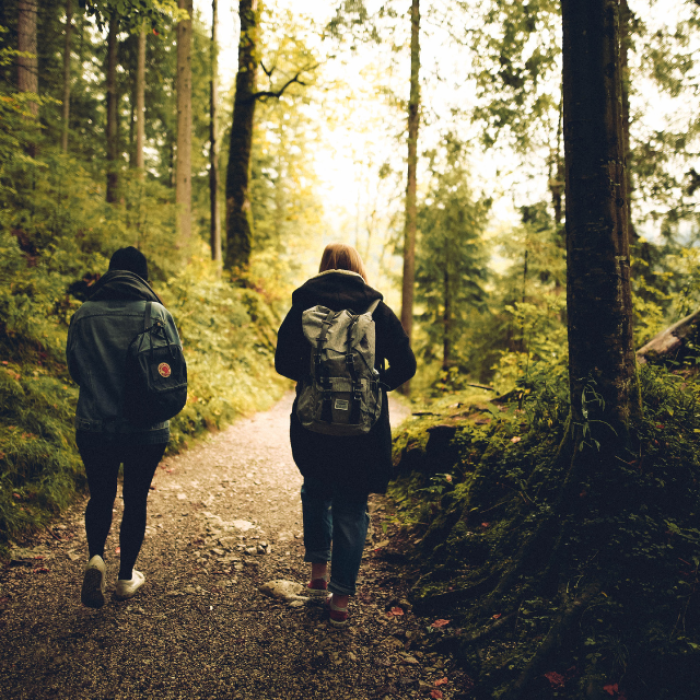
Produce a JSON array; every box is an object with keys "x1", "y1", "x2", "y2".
[{"x1": 0, "y1": 395, "x2": 472, "y2": 700}]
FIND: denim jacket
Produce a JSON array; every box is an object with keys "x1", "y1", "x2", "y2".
[{"x1": 67, "y1": 298, "x2": 182, "y2": 443}]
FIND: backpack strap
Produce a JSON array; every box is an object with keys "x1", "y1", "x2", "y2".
[
  {"x1": 143, "y1": 302, "x2": 153, "y2": 331},
  {"x1": 316, "y1": 309, "x2": 335, "y2": 423}
]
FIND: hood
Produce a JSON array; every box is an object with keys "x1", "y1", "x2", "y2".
[
  {"x1": 89, "y1": 270, "x2": 163, "y2": 305},
  {"x1": 292, "y1": 270, "x2": 383, "y2": 313}
]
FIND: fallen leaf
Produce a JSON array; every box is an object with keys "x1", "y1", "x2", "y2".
[
  {"x1": 430, "y1": 690, "x2": 443, "y2": 700},
  {"x1": 388, "y1": 607, "x2": 405, "y2": 616},
  {"x1": 33, "y1": 567, "x2": 49, "y2": 574},
  {"x1": 431, "y1": 619, "x2": 450, "y2": 628},
  {"x1": 492, "y1": 613, "x2": 502, "y2": 619},
  {"x1": 115, "y1": 547, "x2": 121, "y2": 554},
  {"x1": 481, "y1": 522, "x2": 490, "y2": 528},
  {"x1": 603, "y1": 684, "x2": 619, "y2": 697},
  {"x1": 544, "y1": 671, "x2": 566, "y2": 688},
  {"x1": 511, "y1": 436, "x2": 521, "y2": 443},
  {"x1": 434, "y1": 678, "x2": 449, "y2": 686}
]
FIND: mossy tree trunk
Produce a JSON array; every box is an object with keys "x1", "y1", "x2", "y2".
[
  {"x1": 176, "y1": 0, "x2": 193, "y2": 245},
  {"x1": 225, "y1": 0, "x2": 259, "y2": 272},
  {"x1": 562, "y1": 0, "x2": 641, "y2": 436},
  {"x1": 399, "y1": 0, "x2": 420, "y2": 394},
  {"x1": 105, "y1": 14, "x2": 119, "y2": 204}
]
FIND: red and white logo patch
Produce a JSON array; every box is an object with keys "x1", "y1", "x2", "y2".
[{"x1": 158, "y1": 362, "x2": 172, "y2": 378}]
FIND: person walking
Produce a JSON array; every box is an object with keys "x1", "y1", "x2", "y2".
[
  {"x1": 275, "y1": 243, "x2": 416, "y2": 627},
  {"x1": 66, "y1": 247, "x2": 184, "y2": 608}
]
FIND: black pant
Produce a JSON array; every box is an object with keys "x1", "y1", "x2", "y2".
[{"x1": 76, "y1": 433, "x2": 166, "y2": 580}]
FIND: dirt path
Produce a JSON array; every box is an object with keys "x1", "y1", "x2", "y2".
[{"x1": 0, "y1": 395, "x2": 470, "y2": 700}]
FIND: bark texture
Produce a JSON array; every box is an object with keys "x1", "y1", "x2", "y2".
[
  {"x1": 176, "y1": 0, "x2": 194, "y2": 243},
  {"x1": 399, "y1": 0, "x2": 420, "y2": 391},
  {"x1": 225, "y1": 0, "x2": 259, "y2": 271},
  {"x1": 61, "y1": 0, "x2": 73, "y2": 151},
  {"x1": 105, "y1": 15, "x2": 119, "y2": 203},
  {"x1": 210, "y1": 0, "x2": 222, "y2": 266},
  {"x1": 17, "y1": 0, "x2": 38, "y2": 116},
  {"x1": 135, "y1": 28, "x2": 146, "y2": 171},
  {"x1": 562, "y1": 0, "x2": 641, "y2": 431}
]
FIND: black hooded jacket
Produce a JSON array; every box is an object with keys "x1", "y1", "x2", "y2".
[{"x1": 275, "y1": 270, "x2": 416, "y2": 494}]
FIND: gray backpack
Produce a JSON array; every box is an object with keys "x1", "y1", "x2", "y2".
[{"x1": 296, "y1": 299, "x2": 382, "y2": 435}]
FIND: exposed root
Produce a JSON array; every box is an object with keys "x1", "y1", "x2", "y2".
[{"x1": 501, "y1": 585, "x2": 601, "y2": 700}]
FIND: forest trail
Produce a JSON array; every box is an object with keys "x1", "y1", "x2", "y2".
[{"x1": 0, "y1": 395, "x2": 469, "y2": 700}]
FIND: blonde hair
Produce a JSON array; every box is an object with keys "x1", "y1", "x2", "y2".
[{"x1": 318, "y1": 243, "x2": 368, "y2": 282}]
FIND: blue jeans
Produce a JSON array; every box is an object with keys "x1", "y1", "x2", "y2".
[{"x1": 301, "y1": 478, "x2": 369, "y2": 596}]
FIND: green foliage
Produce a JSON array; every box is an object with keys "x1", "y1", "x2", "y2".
[
  {"x1": 0, "y1": 129, "x2": 284, "y2": 551},
  {"x1": 414, "y1": 137, "x2": 490, "y2": 379},
  {"x1": 389, "y1": 361, "x2": 700, "y2": 698}
]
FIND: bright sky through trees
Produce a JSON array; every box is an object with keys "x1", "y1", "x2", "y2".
[{"x1": 195, "y1": 0, "x2": 698, "y2": 291}]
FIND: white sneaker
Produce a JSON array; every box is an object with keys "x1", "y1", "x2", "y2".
[
  {"x1": 114, "y1": 570, "x2": 145, "y2": 600},
  {"x1": 81, "y1": 555, "x2": 106, "y2": 608}
]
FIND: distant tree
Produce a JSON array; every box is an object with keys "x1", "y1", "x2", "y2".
[
  {"x1": 134, "y1": 25, "x2": 146, "y2": 170},
  {"x1": 17, "y1": 0, "x2": 38, "y2": 117},
  {"x1": 61, "y1": 0, "x2": 73, "y2": 151},
  {"x1": 399, "y1": 0, "x2": 420, "y2": 393},
  {"x1": 209, "y1": 0, "x2": 221, "y2": 266},
  {"x1": 175, "y1": 0, "x2": 193, "y2": 244},
  {"x1": 415, "y1": 140, "x2": 488, "y2": 372},
  {"x1": 225, "y1": 0, "x2": 260, "y2": 272},
  {"x1": 105, "y1": 13, "x2": 119, "y2": 202},
  {"x1": 225, "y1": 1, "x2": 315, "y2": 272}
]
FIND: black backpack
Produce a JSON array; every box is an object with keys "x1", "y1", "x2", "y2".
[{"x1": 123, "y1": 302, "x2": 187, "y2": 425}]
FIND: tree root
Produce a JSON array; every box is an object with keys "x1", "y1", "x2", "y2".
[
  {"x1": 501, "y1": 585, "x2": 601, "y2": 700},
  {"x1": 412, "y1": 569, "x2": 501, "y2": 614}
]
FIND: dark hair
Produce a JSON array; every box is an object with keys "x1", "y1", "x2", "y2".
[{"x1": 108, "y1": 246, "x2": 149, "y2": 281}]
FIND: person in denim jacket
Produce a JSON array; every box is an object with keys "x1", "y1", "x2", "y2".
[
  {"x1": 66, "y1": 247, "x2": 183, "y2": 608},
  {"x1": 275, "y1": 243, "x2": 416, "y2": 627}
]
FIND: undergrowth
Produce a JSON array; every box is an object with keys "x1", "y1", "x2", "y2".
[
  {"x1": 390, "y1": 361, "x2": 700, "y2": 699},
  {"x1": 0, "y1": 150, "x2": 285, "y2": 554}
]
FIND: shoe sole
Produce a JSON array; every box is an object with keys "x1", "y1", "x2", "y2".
[
  {"x1": 81, "y1": 568, "x2": 105, "y2": 609},
  {"x1": 306, "y1": 588, "x2": 330, "y2": 598}
]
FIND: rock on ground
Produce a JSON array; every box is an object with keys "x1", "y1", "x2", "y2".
[{"x1": 0, "y1": 394, "x2": 471, "y2": 699}]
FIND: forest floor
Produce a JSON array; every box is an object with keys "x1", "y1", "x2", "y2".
[{"x1": 0, "y1": 394, "x2": 473, "y2": 700}]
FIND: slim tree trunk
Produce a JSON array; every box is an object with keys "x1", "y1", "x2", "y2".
[
  {"x1": 561, "y1": 0, "x2": 640, "y2": 432},
  {"x1": 135, "y1": 27, "x2": 146, "y2": 171},
  {"x1": 399, "y1": 0, "x2": 420, "y2": 393},
  {"x1": 443, "y1": 265, "x2": 451, "y2": 371},
  {"x1": 176, "y1": 0, "x2": 193, "y2": 244},
  {"x1": 106, "y1": 14, "x2": 119, "y2": 203},
  {"x1": 225, "y1": 0, "x2": 259, "y2": 271},
  {"x1": 61, "y1": 0, "x2": 73, "y2": 151},
  {"x1": 210, "y1": 0, "x2": 222, "y2": 267},
  {"x1": 620, "y1": 0, "x2": 636, "y2": 241},
  {"x1": 17, "y1": 0, "x2": 38, "y2": 117}
]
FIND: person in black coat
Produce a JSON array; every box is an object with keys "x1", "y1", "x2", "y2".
[{"x1": 275, "y1": 243, "x2": 416, "y2": 627}]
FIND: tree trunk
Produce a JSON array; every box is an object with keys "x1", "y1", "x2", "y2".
[
  {"x1": 210, "y1": 0, "x2": 222, "y2": 267},
  {"x1": 399, "y1": 0, "x2": 420, "y2": 393},
  {"x1": 106, "y1": 14, "x2": 119, "y2": 203},
  {"x1": 17, "y1": 0, "x2": 38, "y2": 118},
  {"x1": 176, "y1": 0, "x2": 193, "y2": 244},
  {"x1": 61, "y1": 0, "x2": 73, "y2": 151},
  {"x1": 620, "y1": 0, "x2": 636, "y2": 241},
  {"x1": 442, "y1": 265, "x2": 451, "y2": 371},
  {"x1": 561, "y1": 0, "x2": 641, "y2": 432},
  {"x1": 135, "y1": 27, "x2": 146, "y2": 171},
  {"x1": 225, "y1": 0, "x2": 259, "y2": 271}
]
